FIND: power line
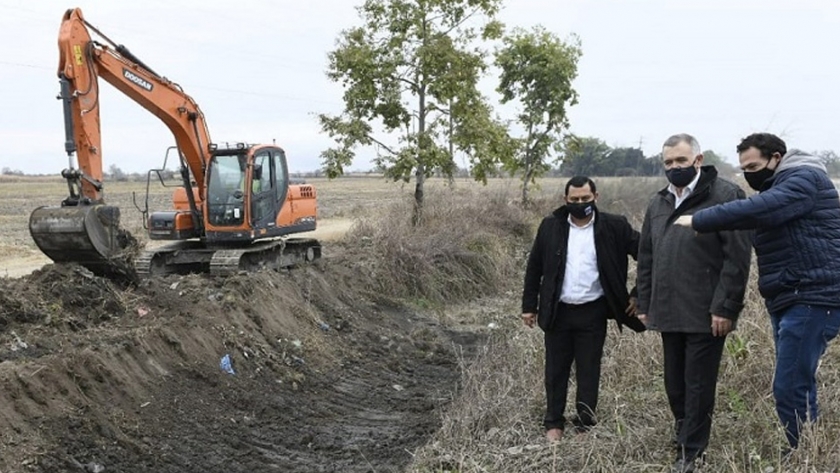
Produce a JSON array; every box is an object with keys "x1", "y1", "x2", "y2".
[
  {"x1": 0, "y1": 59, "x2": 342, "y2": 107},
  {"x1": 185, "y1": 83, "x2": 343, "y2": 108},
  {"x1": 0, "y1": 60, "x2": 51, "y2": 70},
  {"x1": 0, "y1": 2, "x2": 329, "y2": 71}
]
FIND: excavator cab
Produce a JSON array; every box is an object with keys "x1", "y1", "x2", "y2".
[
  {"x1": 205, "y1": 151, "x2": 247, "y2": 227},
  {"x1": 201, "y1": 143, "x2": 302, "y2": 243}
]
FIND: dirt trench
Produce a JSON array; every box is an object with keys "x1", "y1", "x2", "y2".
[{"x1": 0, "y1": 259, "x2": 484, "y2": 472}]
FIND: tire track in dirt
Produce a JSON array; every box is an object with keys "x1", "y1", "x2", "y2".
[{"x1": 131, "y1": 352, "x2": 461, "y2": 472}]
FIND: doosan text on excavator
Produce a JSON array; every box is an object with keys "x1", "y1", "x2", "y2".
[{"x1": 29, "y1": 7, "x2": 321, "y2": 282}]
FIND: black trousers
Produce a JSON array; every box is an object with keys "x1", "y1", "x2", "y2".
[
  {"x1": 544, "y1": 297, "x2": 608, "y2": 430},
  {"x1": 661, "y1": 332, "x2": 726, "y2": 460}
]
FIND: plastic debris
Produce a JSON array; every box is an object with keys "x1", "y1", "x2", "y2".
[
  {"x1": 10, "y1": 332, "x2": 28, "y2": 351},
  {"x1": 319, "y1": 322, "x2": 330, "y2": 332},
  {"x1": 85, "y1": 463, "x2": 105, "y2": 473},
  {"x1": 219, "y1": 354, "x2": 235, "y2": 375}
]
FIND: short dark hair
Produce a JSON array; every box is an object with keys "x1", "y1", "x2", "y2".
[
  {"x1": 565, "y1": 176, "x2": 596, "y2": 196},
  {"x1": 736, "y1": 133, "x2": 787, "y2": 159}
]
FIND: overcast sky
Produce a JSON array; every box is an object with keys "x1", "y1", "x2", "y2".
[{"x1": 1, "y1": 0, "x2": 838, "y2": 174}]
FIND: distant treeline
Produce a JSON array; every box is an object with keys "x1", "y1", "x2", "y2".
[{"x1": 5, "y1": 144, "x2": 840, "y2": 180}]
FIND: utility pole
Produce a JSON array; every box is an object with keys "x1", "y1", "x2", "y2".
[{"x1": 448, "y1": 98, "x2": 455, "y2": 186}]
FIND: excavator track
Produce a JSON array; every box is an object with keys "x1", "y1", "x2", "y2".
[
  {"x1": 134, "y1": 240, "x2": 210, "y2": 277},
  {"x1": 210, "y1": 238, "x2": 321, "y2": 275},
  {"x1": 135, "y1": 238, "x2": 321, "y2": 277}
]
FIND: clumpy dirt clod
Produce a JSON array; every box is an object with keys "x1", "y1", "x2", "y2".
[
  {"x1": 0, "y1": 264, "x2": 126, "y2": 331},
  {"x1": 0, "y1": 260, "x2": 482, "y2": 472}
]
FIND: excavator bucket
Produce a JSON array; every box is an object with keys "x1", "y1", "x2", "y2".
[{"x1": 29, "y1": 205, "x2": 138, "y2": 282}]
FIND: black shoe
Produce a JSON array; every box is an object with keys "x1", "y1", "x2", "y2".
[
  {"x1": 671, "y1": 457, "x2": 696, "y2": 473},
  {"x1": 671, "y1": 419, "x2": 684, "y2": 448},
  {"x1": 571, "y1": 416, "x2": 595, "y2": 434}
]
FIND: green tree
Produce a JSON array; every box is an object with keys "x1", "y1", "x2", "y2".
[
  {"x1": 640, "y1": 153, "x2": 664, "y2": 176},
  {"x1": 319, "y1": 0, "x2": 505, "y2": 223},
  {"x1": 606, "y1": 147, "x2": 646, "y2": 176},
  {"x1": 700, "y1": 149, "x2": 737, "y2": 177},
  {"x1": 558, "y1": 136, "x2": 611, "y2": 177},
  {"x1": 495, "y1": 26, "x2": 582, "y2": 202}
]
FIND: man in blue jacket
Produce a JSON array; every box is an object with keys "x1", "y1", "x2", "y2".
[{"x1": 675, "y1": 132, "x2": 840, "y2": 450}]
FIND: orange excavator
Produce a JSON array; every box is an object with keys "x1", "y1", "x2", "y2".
[{"x1": 29, "y1": 8, "x2": 320, "y2": 281}]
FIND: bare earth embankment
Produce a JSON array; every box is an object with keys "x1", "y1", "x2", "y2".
[{"x1": 0, "y1": 176, "x2": 527, "y2": 472}]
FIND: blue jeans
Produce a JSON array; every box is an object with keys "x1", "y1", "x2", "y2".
[{"x1": 770, "y1": 304, "x2": 840, "y2": 448}]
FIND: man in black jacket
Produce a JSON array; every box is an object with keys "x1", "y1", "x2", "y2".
[
  {"x1": 636, "y1": 133, "x2": 751, "y2": 473},
  {"x1": 522, "y1": 176, "x2": 645, "y2": 442}
]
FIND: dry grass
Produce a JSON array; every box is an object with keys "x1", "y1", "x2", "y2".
[
  {"x1": 336, "y1": 183, "x2": 532, "y2": 306},
  {"x1": 7, "y1": 173, "x2": 840, "y2": 471},
  {"x1": 404, "y1": 177, "x2": 840, "y2": 473}
]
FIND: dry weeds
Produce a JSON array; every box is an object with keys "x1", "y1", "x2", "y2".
[
  {"x1": 336, "y1": 184, "x2": 532, "y2": 306},
  {"x1": 407, "y1": 177, "x2": 840, "y2": 473}
]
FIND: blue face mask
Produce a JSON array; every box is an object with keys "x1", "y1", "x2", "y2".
[{"x1": 665, "y1": 162, "x2": 698, "y2": 187}]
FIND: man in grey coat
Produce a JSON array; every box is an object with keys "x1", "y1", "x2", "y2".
[{"x1": 636, "y1": 133, "x2": 752, "y2": 473}]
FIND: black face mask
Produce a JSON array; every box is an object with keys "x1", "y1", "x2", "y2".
[
  {"x1": 743, "y1": 165, "x2": 775, "y2": 191},
  {"x1": 567, "y1": 201, "x2": 596, "y2": 220},
  {"x1": 665, "y1": 163, "x2": 698, "y2": 188}
]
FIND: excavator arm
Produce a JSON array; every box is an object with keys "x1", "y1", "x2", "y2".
[
  {"x1": 56, "y1": 7, "x2": 210, "y2": 204},
  {"x1": 30, "y1": 7, "x2": 212, "y2": 281}
]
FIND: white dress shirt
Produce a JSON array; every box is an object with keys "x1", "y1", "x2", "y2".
[
  {"x1": 559, "y1": 214, "x2": 604, "y2": 304},
  {"x1": 667, "y1": 167, "x2": 702, "y2": 208}
]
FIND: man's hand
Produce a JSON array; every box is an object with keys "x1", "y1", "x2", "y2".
[
  {"x1": 521, "y1": 312, "x2": 536, "y2": 328},
  {"x1": 711, "y1": 315, "x2": 732, "y2": 337},
  {"x1": 636, "y1": 313, "x2": 648, "y2": 326},
  {"x1": 625, "y1": 297, "x2": 637, "y2": 316},
  {"x1": 674, "y1": 215, "x2": 693, "y2": 227}
]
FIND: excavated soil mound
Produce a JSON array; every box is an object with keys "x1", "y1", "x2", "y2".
[{"x1": 0, "y1": 260, "x2": 482, "y2": 472}]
